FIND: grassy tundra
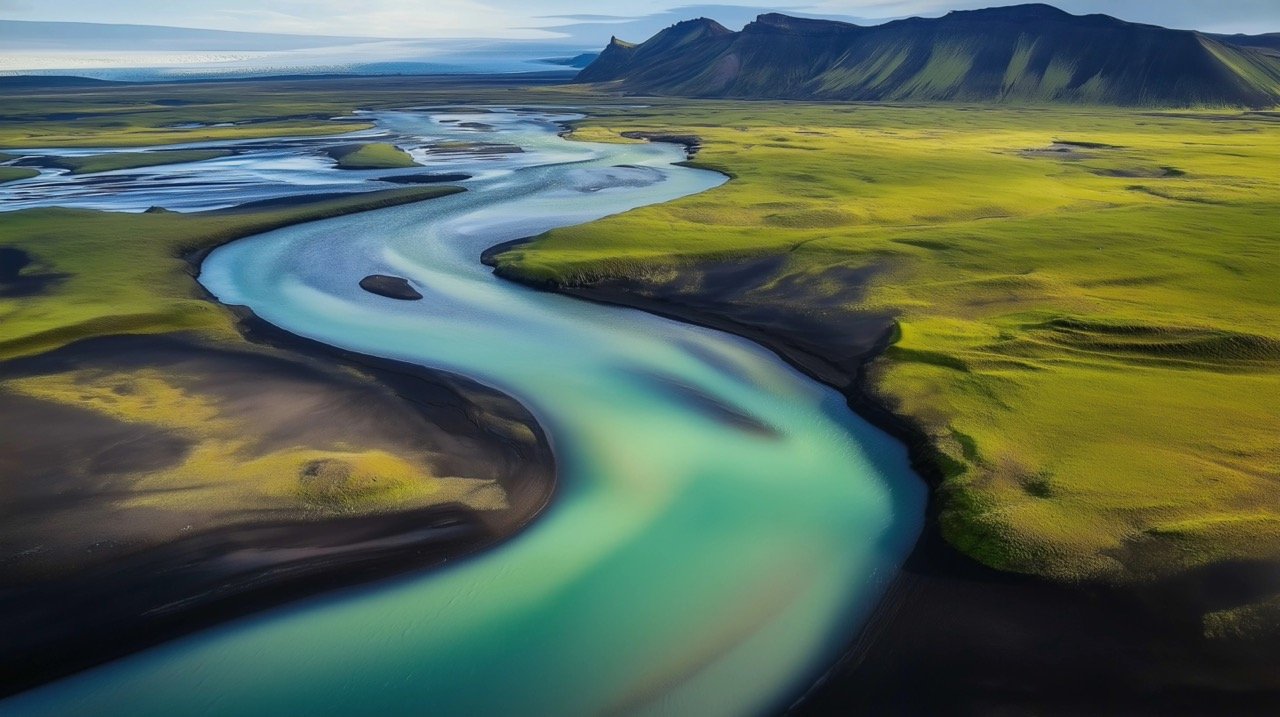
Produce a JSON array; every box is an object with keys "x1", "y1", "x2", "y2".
[{"x1": 494, "y1": 101, "x2": 1280, "y2": 631}]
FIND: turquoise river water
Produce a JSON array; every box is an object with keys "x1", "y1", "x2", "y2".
[{"x1": 1, "y1": 109, "x2": 925, "y2": 716}]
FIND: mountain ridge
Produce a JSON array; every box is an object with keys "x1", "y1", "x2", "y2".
[{"x1": 576, "y1": 3, "x2": 1280, "y2": 107}]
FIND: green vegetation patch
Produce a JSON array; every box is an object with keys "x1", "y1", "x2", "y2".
[
  {"x1": 327, "y1": 142, "x2": 419, "y2": 170},
  {"x1": 0, "y1": 166, "x2": 39, "y2": 184},
  {"x1": 24, "y1": 149, "x2": 234, "y2": 175}
]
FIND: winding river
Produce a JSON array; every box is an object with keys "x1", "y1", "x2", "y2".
[{"x1": 2, "y1": 110, "x2": 925, "y2": 716}]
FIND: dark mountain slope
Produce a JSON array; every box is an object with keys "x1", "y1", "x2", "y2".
[
  {"x1": 577, "y1": 18, "x2": 732, "y2": 84},
  {"x1": 577, "y1": 4, "x2": 1280, "y2": 107}
]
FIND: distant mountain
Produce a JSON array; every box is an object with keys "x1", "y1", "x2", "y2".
[
  {"x1": 0, "y1": 75, "x2": 120, "y2": 89},
  {"x1": 1211, "y1": 32, "x2": 1280, "y2": 57},
  {"x1": 577, "y1": 19, "x2": 732, "y2": 83},
  {"x1": 576, "y1": 4, "x2": 1280, "y2": 107},
  {"x1": 542, "y1": 53, "x2": 600, "y2": 69}
]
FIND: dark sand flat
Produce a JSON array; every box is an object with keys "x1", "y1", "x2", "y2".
[
  {"x1": 377, "y1": 172, "x2": 472, "y2": 185},
  {"x1": 0, "y1": 328, "x2": 554, "y2": 696}
]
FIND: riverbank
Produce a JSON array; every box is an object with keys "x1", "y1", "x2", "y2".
[
  {"x1": 0, "y1": 188, "x2": 556, "y2": 696},
  {"x1": 488, "y1": 252, "x2": 1280, "y2": 714},
  {"x1": 501, "y1": 100, "x2": 1280, "y2": 589}
]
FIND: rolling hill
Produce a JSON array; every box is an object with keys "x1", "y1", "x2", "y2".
[{"x1": 576, "y1": 4, "x2": 1280, "y2": 106}]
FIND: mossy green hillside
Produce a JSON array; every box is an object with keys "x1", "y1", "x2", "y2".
[
  {"x1": 578, "y1": 8, "x2": 1280, "y2": 106},
  {"x1": 495, "y1": 102, "x2": 1280, "y2": 587}
]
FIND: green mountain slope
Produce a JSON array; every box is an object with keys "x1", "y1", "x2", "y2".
[
  {"x1": 578, "y1": 4, "x2": 1280, "y2": 107},
  {"x1": 576, "y1": 18, "x2": 731, "y2": 84}
]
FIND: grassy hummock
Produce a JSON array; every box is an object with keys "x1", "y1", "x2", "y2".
[
  {"x1": 0, "y1": 166, "x2": 38, "y2": 184},
  {"x1": 327, "y1": 142, "x2": 419, "y2": 169}
]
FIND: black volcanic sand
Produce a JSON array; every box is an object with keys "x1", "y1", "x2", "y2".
[
  {"x1": 485, "y1": 247, "x2": 1280, "y2": 715},
  {"x1": 360, "y1": 273, "x2": 423, "y2": 300},
  {"x1": 0, "y1": 328, "x2": 554, "y2": 697},
  {"x1": 377, "y1": 172, "x2": 472, "y2": 184},
  {"x1": 207, "y1": 186, "x2": 464, "y2": 215}
]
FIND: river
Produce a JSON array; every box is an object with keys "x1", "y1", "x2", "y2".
[{"x1": 1, "y1": 109, "x2": 925, "y2": 716}]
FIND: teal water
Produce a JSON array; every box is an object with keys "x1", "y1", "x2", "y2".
[{"x1": 3, "y1": 110, "x2": 925, "y2": 716}]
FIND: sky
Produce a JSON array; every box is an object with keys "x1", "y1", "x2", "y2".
[{"x1": 1, "y1": 0, "x2": 1278, "y2": 39}]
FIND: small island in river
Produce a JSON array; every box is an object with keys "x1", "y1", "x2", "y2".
[{"x1": 360, "y1": 273, "x2": 423, "y2": 300}]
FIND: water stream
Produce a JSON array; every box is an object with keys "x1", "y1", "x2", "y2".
[{"x1": 2, "y1": 109, "x2": 925, "y2": 717}]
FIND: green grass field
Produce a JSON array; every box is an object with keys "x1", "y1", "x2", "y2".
[
  {"x1": 0, "y1": 166, "x2": 39, "y2": 184},
  {"x1": 496, "y1": 101, "x2": 1280, "y2": 590}
]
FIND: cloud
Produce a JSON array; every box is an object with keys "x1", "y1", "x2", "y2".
[
  {"x1": 1, "y1": 0, "x2": 1277, "y2": 39},
  {"x1": 196, "y1": 0, "x2": 561, "y2": 38}
]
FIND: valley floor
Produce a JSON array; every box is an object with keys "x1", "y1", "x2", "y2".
[{"x1": 3, "y1": 77, "x2": 1279, "y2": 711}]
